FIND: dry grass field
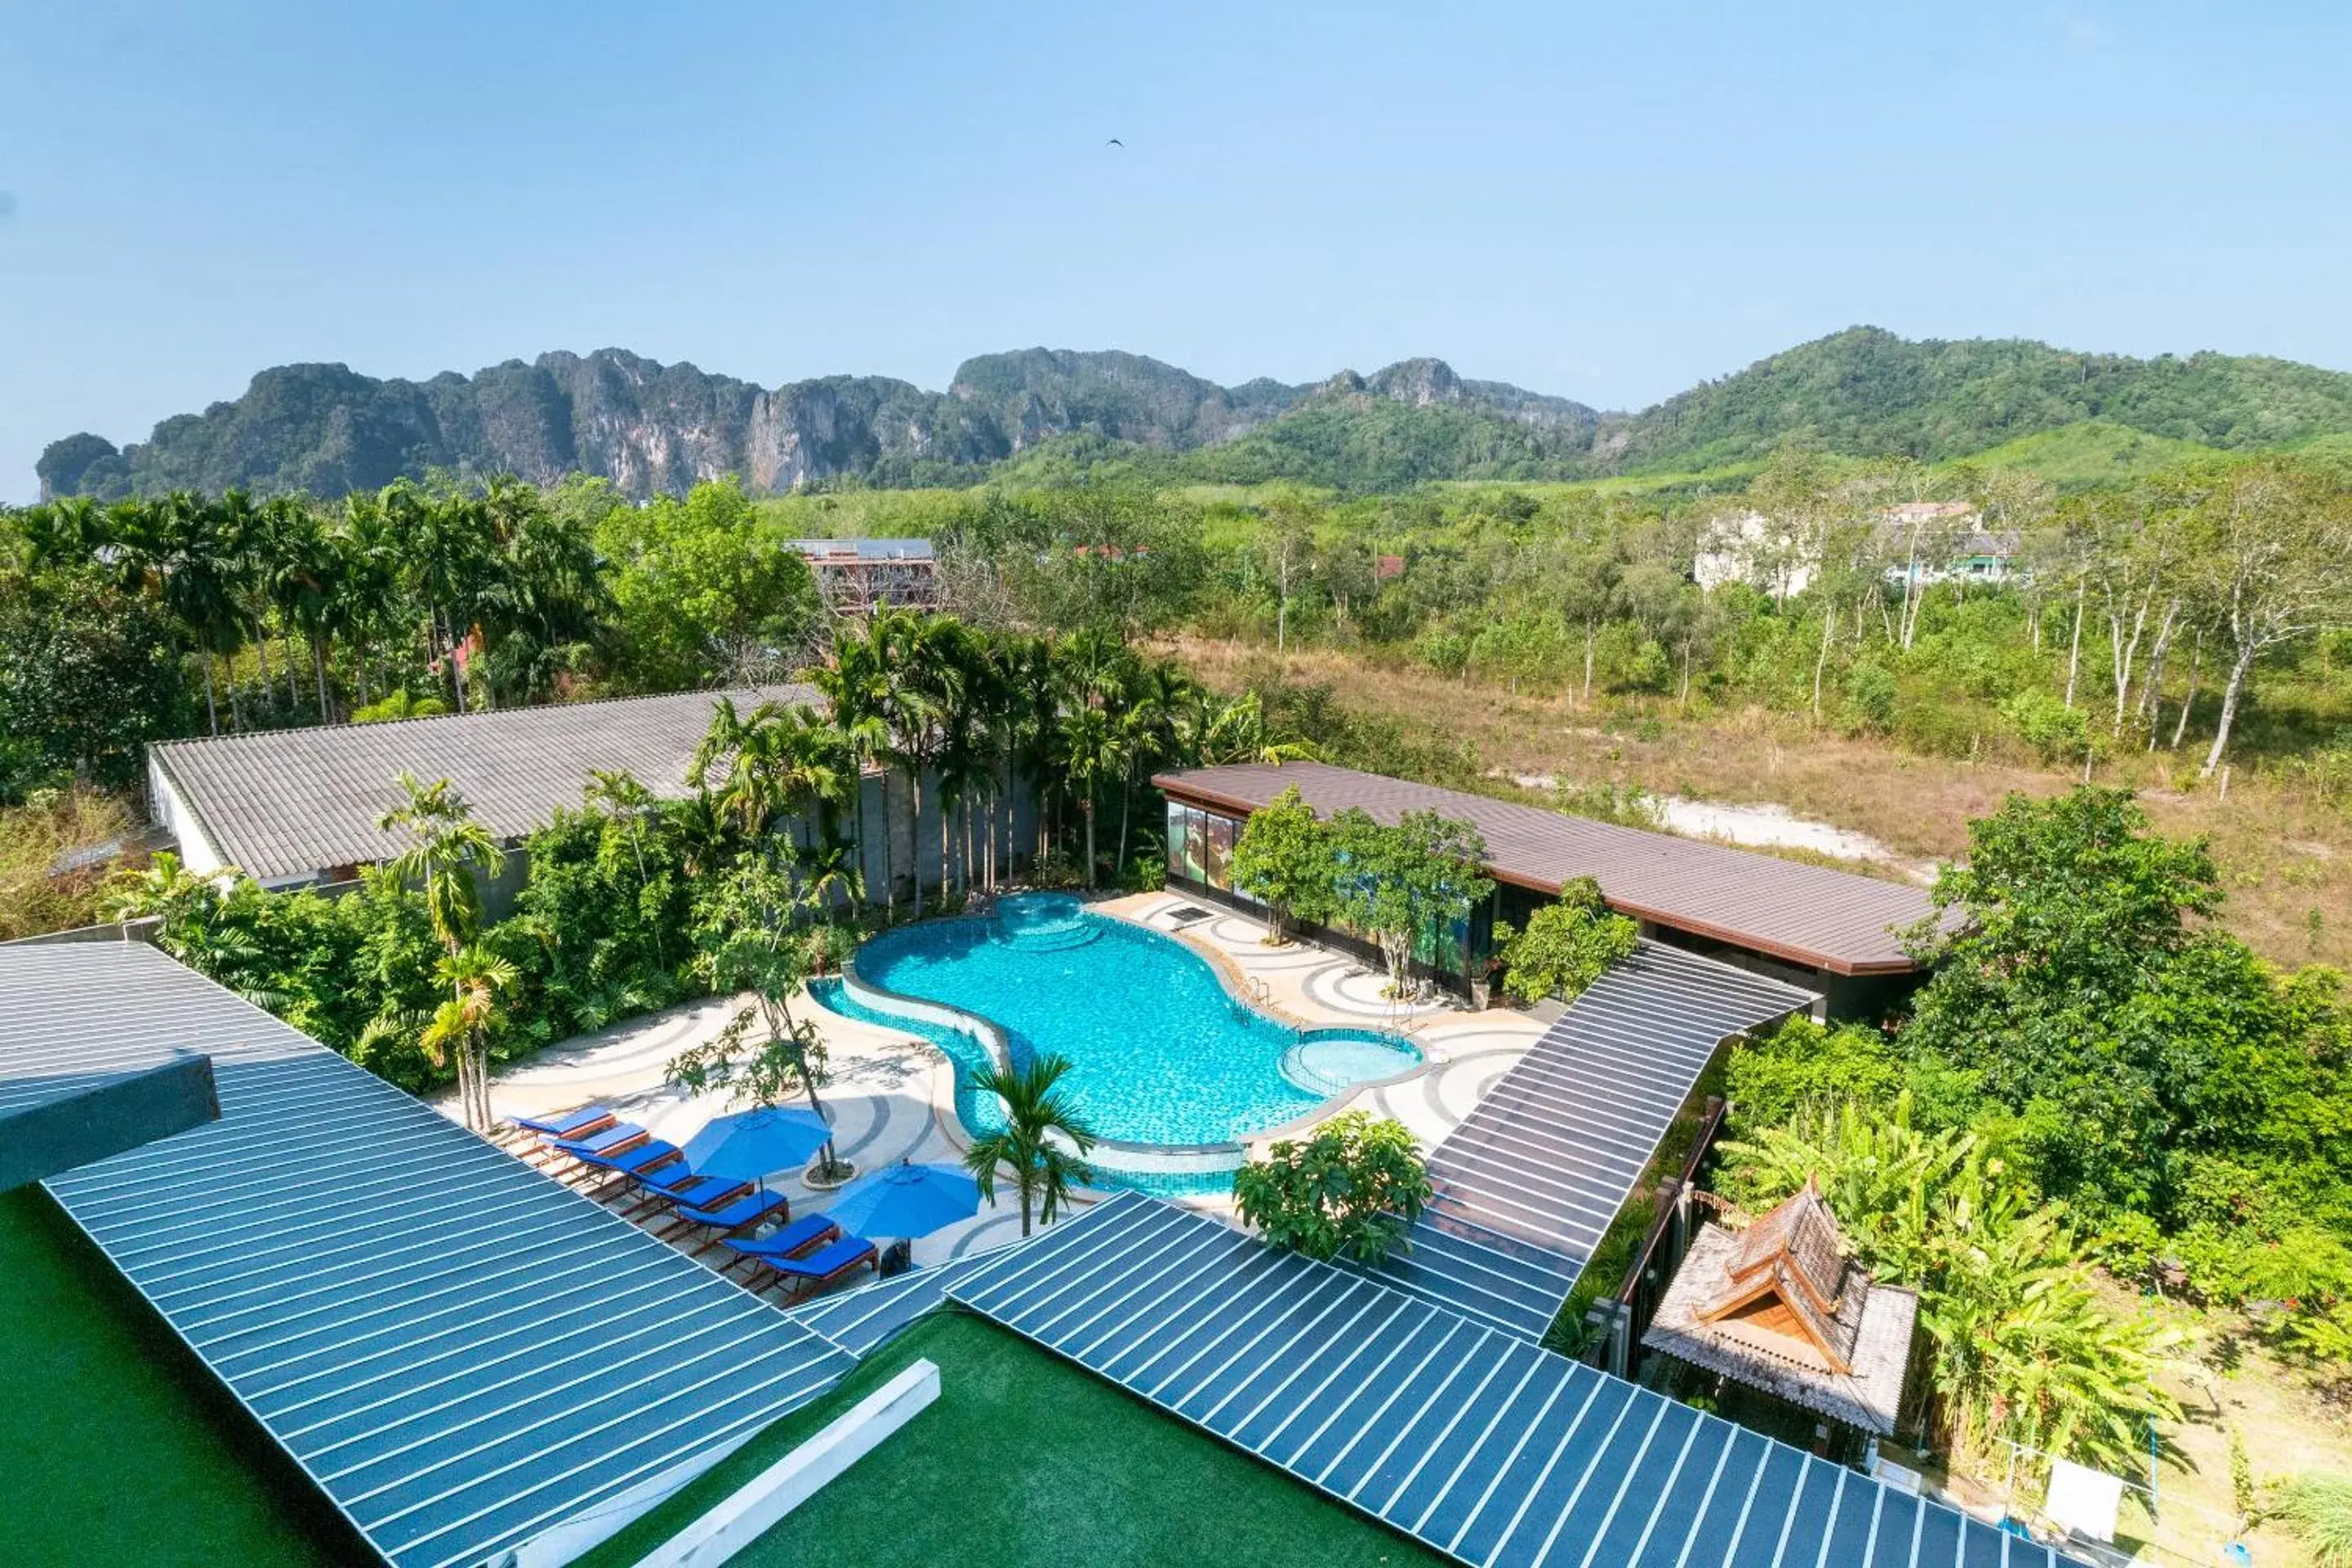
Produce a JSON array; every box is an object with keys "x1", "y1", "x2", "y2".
[{"x1": 1171, "y1": 638, "x2": 2352, "y2": 972}]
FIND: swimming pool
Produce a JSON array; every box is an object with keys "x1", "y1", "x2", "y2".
[{"x1": 826, "y1": 894, "x2": 1421, "y2": 1151}]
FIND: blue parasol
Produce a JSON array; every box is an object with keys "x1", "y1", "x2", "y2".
[
  {"x1": 820, "y1": 1160, "x2": 981, "y2": 1239},
  {"x1": 679, "y1": 1106, "x2": 832, "y2": 1188}
]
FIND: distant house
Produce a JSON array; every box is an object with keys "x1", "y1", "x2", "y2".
[
  {"x1": 1642, "y1": 1178, "x2": 1918, "y2": 1453},
  {"x1": 1694, "y1": 504, "x2": 2019, "y2": 598},
  {"x1": 788, "y1": 537, "x2": 940, "y2": 612},
  {"x1": 1374, "y1": 554, "x2": 1406, "y2": 581}
]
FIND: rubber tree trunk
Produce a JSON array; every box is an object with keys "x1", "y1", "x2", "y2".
[
  {"x1": 2171, "y1": 632, "x2": 2202, "y2": 751},
  {"x1": 2201, "y1": 639, "x2": 2261, "y2": 778},
  {"x1": 2063, "y1": 581, "x2": 2085, "y2": 708},
  {"x1": 1811, "y1": 604, "x2": 1834, "y2": 724}
]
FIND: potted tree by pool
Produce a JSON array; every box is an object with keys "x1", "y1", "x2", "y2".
[
  {"x1": 670, "y1": 856, "x2": 853, "y2": 1185},
  {"x1": 1330, "y1": 808, "x2": 1490, "y2": 1000},
  {"x1": 1230, "y1": 785, "x2": 1340, "y2": 947}
]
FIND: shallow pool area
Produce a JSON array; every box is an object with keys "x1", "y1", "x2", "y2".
[{"x1": 829, "y1": 896, "x2": 1420, "y2": 1152}]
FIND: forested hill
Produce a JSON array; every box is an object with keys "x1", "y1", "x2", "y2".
[
  {"x1": 1606, "y1": 327, "x2": 2352, "y2": 471},
  {"x1": 38, "y1": 328, "x2": 2352, "y2": 501}
]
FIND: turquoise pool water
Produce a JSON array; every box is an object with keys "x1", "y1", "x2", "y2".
[{"x1": 831, "y1": 898, "x2": 1420, "y2": 1148}]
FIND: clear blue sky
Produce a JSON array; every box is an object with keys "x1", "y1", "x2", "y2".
[{"x1": 3, "y1": 2, "x2": 2347, "y2": 501}]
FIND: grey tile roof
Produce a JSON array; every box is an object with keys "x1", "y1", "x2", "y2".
[
  {"x1": 2, "y1": 941, "x2": 855, "y2": 1568},
  {"x1": 1155, "y1": 762, "x2": 1940, "y2": 974},
  {"x1": 1644, "y1": 1222, "x2": 1918, "y2": 1436},
  {"x1": 152, "y1": 685, "x2": 817, "y2": 881}
]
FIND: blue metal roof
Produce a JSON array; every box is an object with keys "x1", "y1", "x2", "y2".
[
  {"x1": 2, "y1": 942, "x2": 855, "y2": 1568},
  {"x1": 1365, "y1": 943, "x2": 1812, "y2": 1338},
  {"x1": 949, "y1": 1192, "x2": 2059, "y2": 1568}
]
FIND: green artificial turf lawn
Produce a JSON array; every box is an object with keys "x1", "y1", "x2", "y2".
[
  {"x1": 0, "y1": 1187, "x2": 361, "y2": 1566},
  {"x1": 582, "y1": 1309, "x2": 1450, "y2": 1568}
]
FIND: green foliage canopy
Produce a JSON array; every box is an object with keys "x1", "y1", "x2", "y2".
[
  {"x1": 1228, "y1": 784, "x2": 1339, "y2": 944},
  {"x1": 1492, "y1": 876, "x2": 1637, "y2": 1004},
  {"x1": 1232, "y1": 1111, "x2": 1432, "y2": 1266}
]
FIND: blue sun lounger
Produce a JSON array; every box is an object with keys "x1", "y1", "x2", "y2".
[
  {"x1": 572, "y1": 1136, "x2": 685, "y2": 1196},
  {"x1": 720, "y1": 1214, "x2": 840, "y2": 1272},
  {"x1": 626, "y1": 1161, "x2": 749, "y2": 1217},
  {"x1": 659, "y1": 1187, "x2": 793, "y2": 1253},
  {"x1": 549, "y1": 1122, "x2": 649, "y2": 1161},
  {"x1": 746, "y1": 1235, "x2": 878, "y2": 1301},
  {"x1": 509, "y1": 1105, "x2": 615, "y2": 1141}
]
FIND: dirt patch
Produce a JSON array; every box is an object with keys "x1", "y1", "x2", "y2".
[{"x1": 1170, "y1": 638, "x2": 2352, "y2": 970}]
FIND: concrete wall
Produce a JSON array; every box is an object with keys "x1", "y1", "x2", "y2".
[{"x1": 145, "y1": 756, "x2": 226, "y2": 876}]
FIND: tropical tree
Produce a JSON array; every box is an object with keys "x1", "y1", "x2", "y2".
[
  {"x1": 1229, "y1": 785, "x2": 1339, "y2": 944},
  {"x1": 1491, "y1": 875, "x2": 1637, "y2": 1003},
  {"x1": 1329, "y1": 808, "x2": 1492, "y2": 997},
  {"x1": 1233, "y1": 1110, "x2": 1431, "y2": 1265},
  {"x1": 963, "y1": 1051, "x2": 1097, "y2": 1236},
  {"x1": 379, "y1": 771, "x2": 507, "y2": 1130},
  {"x1": 419, "y1": 944, "x2": 519, "y2": 1130},
  {"x1": 671, "y1": 854, "x2": 847, "y2": 1178}
]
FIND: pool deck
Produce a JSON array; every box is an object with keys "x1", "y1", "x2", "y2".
[{"x1": 465, "y1": 892, "x2": 1548, "y2": 1289}]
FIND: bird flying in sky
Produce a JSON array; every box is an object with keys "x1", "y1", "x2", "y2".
[{"x1": 1105, "y1": 137, "x2": 1123, "y2": 147}]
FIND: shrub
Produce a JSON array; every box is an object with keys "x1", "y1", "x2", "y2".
[
  {"x1": 1841, "y1": 661, "x2": 1899, "y2": 735},
  {"x1": 1725, "y1": 1014, "x2": 1903, "y2": 1133},
  {"x1": 1233, "y1": 1111, "x2": 1432, "y2": 1266},
  {"x1": 1493, "y1": 877, "x2": 1637, "y2": 1004},
  {"x1": 2001, "y1": 688, "x2": 2092, "y2": 765},
  {"x1": 2276, "y1": 1475, "x2": 2352, "y2": 1568},
  {"x1": 1552, "y1": 777, "x2": 1664, "y2": 828}
]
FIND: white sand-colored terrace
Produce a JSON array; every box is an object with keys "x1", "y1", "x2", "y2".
[{"x1": 466, "y1": 892, "x2": 1549, "y2": 1290}]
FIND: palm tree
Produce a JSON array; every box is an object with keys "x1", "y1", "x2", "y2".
[
  {"x1": 379, "y1": 771, "x2": 507, "y2": 1131},
  {"x1": 694, "y1": 699, "x2": 862, "y2": 894},
  {"x1": 811, "y1": 624, "x2": 895, "y2": 915},
  {"x1": 902, "y1": 616, "x2": 978, "y2": 899},
  {"x1": 262, "y1": 496, "x2": 337, "y2": 719},
  {"x1": 1004, "y1": 633, "x2": 1062, "y2": 871},
  {"x1": 1059, "y1": 703, "x2": 1116, "y2": 888},
  {"x1": 1113, "y1": 661, "x2": 1193, "y2": 875},
  {"x1": 112, "y1": 492, "x2": 247, "y2": 734},
  {"x1": 420, "y1": 944, "x2": 519, "y2": 1132},
  {"x1": 964, "y1": 1052, "x2": 1096, "y2": 1236},
  {"x1": 330, "y1": 492, "x2": 403, "y2": 710}
]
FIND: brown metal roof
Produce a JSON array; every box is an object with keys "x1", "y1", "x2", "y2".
[
  {"x1": 154, "y1": 684, "x2": 817, "y2": 881},
  {"x1": 1152, "y1": 761, "x2": 1936, "y2": 974}
]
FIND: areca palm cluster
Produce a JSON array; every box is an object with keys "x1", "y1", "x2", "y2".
[
  {"x1": 802, "y1": 609, "x2": 1288, "y2": 902},
  {"x1": 14, "y1": 477, "x2": 607, "y2": 737}
]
